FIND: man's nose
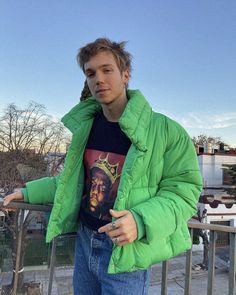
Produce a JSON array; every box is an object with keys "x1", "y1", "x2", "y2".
[{"x1": 95, "y1": 72, "x2": 104, "y2": 84}]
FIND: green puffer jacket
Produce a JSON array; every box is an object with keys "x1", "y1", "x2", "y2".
[{"x1": 23, "y1": 89, "x2": 202, "y2": 274}]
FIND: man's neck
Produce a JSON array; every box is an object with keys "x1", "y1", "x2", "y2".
[{"x1": 101, "y1": 95, "x2": 128, "y2": 122}]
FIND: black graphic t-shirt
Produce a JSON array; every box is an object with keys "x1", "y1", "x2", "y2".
[{"x1": 79, "y1": 111, "x2": 131, "y2": 231}]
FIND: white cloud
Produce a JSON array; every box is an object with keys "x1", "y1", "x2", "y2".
[
  {"x1": 157, "y1": 110, "x2": 236, "y2": 130},
  {"x1": 153, "y1": 109, "x2": 236, "y2": 147}
]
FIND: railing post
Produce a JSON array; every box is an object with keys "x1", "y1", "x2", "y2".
[
  {"x1": 48, "y1": 237, "x2": 57, "y2": 295},
  {"x1": 207, "y1": 230, "x2": 216, "y2": 295},
  {"x1": 184, "y1": 228, "x2": 193, "y2": 295},
  {"x1": 229, "y1": 232, "x2": 236, "y2": 295},
  {"x1": 12, "y1": 209, "x2": 25, "y2": 295},
  {"x1": 161, "y1": 260, "x2": 168, "y2": 295}
]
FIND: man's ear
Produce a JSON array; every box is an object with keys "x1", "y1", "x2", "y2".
[{"x1": 123, "y1": 69, "x2": 130, "y2": 86}]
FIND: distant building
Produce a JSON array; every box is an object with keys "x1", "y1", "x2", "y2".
[{"x1": 197, "y1": 143, "x2": 236, "y2": 246}]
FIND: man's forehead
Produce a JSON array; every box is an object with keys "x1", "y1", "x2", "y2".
[{"x1": 84, "y1": 51, "x2": 117, "y2": 71}]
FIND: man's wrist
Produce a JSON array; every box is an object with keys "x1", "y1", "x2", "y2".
[
  {"x1": 21, "y1": 188, "x2": 28, "y2": 202},
  {"x1": 130, "y1": 209, "x2": 145, "y2": 240}
]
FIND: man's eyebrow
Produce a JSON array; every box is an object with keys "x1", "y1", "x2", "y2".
[
  {"x1": 100, "y1": 63, "x2": 113, "y2": 68},
  {"x1": 85, "y1": 64, "x2": 114, "y2": 73}
]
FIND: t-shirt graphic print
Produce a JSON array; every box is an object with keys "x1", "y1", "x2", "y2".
[{"x1": 81, "y1": 149, "x2": 126, "y2": 222}]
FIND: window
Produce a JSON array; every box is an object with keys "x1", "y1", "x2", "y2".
[{"x1": 223, "y1": 168, "x2": 233, "y2": 185}]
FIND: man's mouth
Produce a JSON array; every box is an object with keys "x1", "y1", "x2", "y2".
[{"x1": 96, "y1": 89, "x2": 109, "y2": 94}]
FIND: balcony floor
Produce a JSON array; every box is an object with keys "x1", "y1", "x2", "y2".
[{"x1": 0, "y1": 250, "x2": 230, "y2": 295}]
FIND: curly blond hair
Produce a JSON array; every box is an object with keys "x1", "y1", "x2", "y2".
[{"x1": 77, "y1": 38, "x2": 132, "y2": 74}]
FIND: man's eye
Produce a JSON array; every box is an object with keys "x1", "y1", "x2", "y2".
[
  {"x1": 86, "y1": 73, "x2": 94, "y2": 78},
  {"x1": 104, "y1": 69, "x2": 112, "y2": 73}
]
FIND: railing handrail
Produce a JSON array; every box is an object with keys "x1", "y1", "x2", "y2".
[
  {"x1": 188, "y1": 220, "x2": 236, "y2": 233},
  {"x1": 0, "y1": 199, "x2": 52, "y2": 212},
  {"x1": 1, "y1": 199, "x2": 236, "y2": 232}
]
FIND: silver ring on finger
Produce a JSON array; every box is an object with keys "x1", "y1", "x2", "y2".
[
  {"x1": 113, "y1": 237, "x2": 119, "y2": 244},
  {"x1": 111, "y1": 221, "x2": 117, "y2": 231}
]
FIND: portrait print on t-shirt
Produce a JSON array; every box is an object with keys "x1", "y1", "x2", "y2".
[{"x1": 82, "y1": 149, "x2": 126, "y2": 221}]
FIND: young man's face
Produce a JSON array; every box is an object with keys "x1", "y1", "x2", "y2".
[{"x1": 84, "y1": 51, "x2": 130, "y2": 105}]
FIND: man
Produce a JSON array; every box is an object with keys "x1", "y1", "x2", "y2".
[{"x1": 4, "y1": 38, "x2": 203, "y2": 294}]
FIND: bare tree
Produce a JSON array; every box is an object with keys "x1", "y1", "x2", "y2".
[
  {"x1": 0, "y1": 101, "x2": 70, "y2": 191},
  {"x1": 0, "y1": 101, "x2": 70, "y2": 294},
  {"x1": 0, "y1": 101, "x2": 68, "y2": 155},
  {"x1": 192, "y1": 134, "x2": 222, "y2": 147}
]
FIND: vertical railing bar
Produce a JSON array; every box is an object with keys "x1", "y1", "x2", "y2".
[
  {"x1": 48, "y1": 237, "x2": 57, "y2": 295},
  {"x1": 184, "y1": 228, "x2": 193, "y2": 295},
  {"x1": 13, "y1": 209, "x2": 25, "y2": 295},
  {"x1": 207, "y1": 230, "x2": 216, "y2": 295},
  {"x1": 229, "y1": 232, "x2": 236, "y2": 295},
  {"x1": 161, "y1": 260, "x2": 168, "y2": 295}
]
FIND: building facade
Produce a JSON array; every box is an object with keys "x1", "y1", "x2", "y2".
[{"x1": 197, "y1": 144, "x2": 236, "y2": 246}]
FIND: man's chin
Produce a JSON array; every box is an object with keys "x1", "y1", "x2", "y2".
[{"x1": 95, "y1": 97, "x2": 113, "y2": 105}]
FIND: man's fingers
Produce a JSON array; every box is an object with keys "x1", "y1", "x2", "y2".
[
  {"x1": 98, "y1": 224, "x2": 111, "y2": 233},
  {"x1": 108, "y1": 228, "x2": 122, "y2": 238},
  {"x1": 3, "y1": 192, "x2": 24, "y2": 206},
  {"x1": 3, "y1": 200, "x2": 8, "y2": 206},
  {"x1": 112, "y1": 236, "x2": 129, "y2": 246},
  {"x1": 98, "y1": 219, "x2": 121, "y2": 233},
  {"x1": 98, "y1": 210, "x2": 137, "y2": 246},
  {"x1": 98, "y1": 210, "x2": 130, "y2": 233},
  {"x1": 3, "y1": 196, "x2": 12, "y2": 206}
]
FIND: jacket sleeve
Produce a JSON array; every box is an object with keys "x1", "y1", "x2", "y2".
[
  {"x1": 131, "y1": 120, "x2": 203, "y2": 243},
  {"x1": 21, "y1": 176, "x2": 59, "y2": 205}
]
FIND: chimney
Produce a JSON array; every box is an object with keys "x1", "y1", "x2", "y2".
[{"x1": 204, "y1": 142, "x2": 213, "y2": 154}]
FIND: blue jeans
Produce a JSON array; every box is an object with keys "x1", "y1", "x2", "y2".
[{"x1": 73, "y1": 224, "x2": 150, "y2": 295}]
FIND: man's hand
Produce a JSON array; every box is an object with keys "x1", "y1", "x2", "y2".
[
  {"x1": 98, "y1": 209, "x2": 137, "y2": 246},
  {"x1": 3, "y1": 191, "x2": 24, "y2": 206}
]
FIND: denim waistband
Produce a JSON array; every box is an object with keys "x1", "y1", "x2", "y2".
[{"x1": 80, "y1": 222, "x2": 107, "y2": 238}]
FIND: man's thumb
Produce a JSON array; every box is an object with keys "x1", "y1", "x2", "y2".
[{"x1": 110, "y1": 209, "x2": 127, "y2": 218}]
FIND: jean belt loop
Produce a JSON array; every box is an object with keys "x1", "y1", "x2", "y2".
[{"x1": 80, "y1": 222, "x2": 85, "y2": 231}]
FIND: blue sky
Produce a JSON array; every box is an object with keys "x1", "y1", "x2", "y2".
[{"x1": 0, "y1": 0, "x2": 236, "y2": 146}]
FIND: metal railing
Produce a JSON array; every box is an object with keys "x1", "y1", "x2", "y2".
[
  {"x1": 0, "y1": 200, "x2": 235, "y2": 295},
  {"x1": 185, "y1": 222, "x2": 235, "y2": 295},
  {"x1": 0, "y1": 200, "x2": 52, "y2": 295}
]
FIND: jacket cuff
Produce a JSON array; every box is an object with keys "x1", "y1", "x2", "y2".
[
  {"x1": 21, "y1": 188, "x2": 28, "y2": 202},
  {"x1": 130, "y1": 209, "x2": 145, "y2": 240}
]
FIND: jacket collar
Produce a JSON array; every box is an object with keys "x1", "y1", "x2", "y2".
[
  {"x1": 61, "y1": 89, "x2": 152, "y2": 152},
  {"x1": 119, "y1": 90, "x2": 152, "y2": 151}
]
